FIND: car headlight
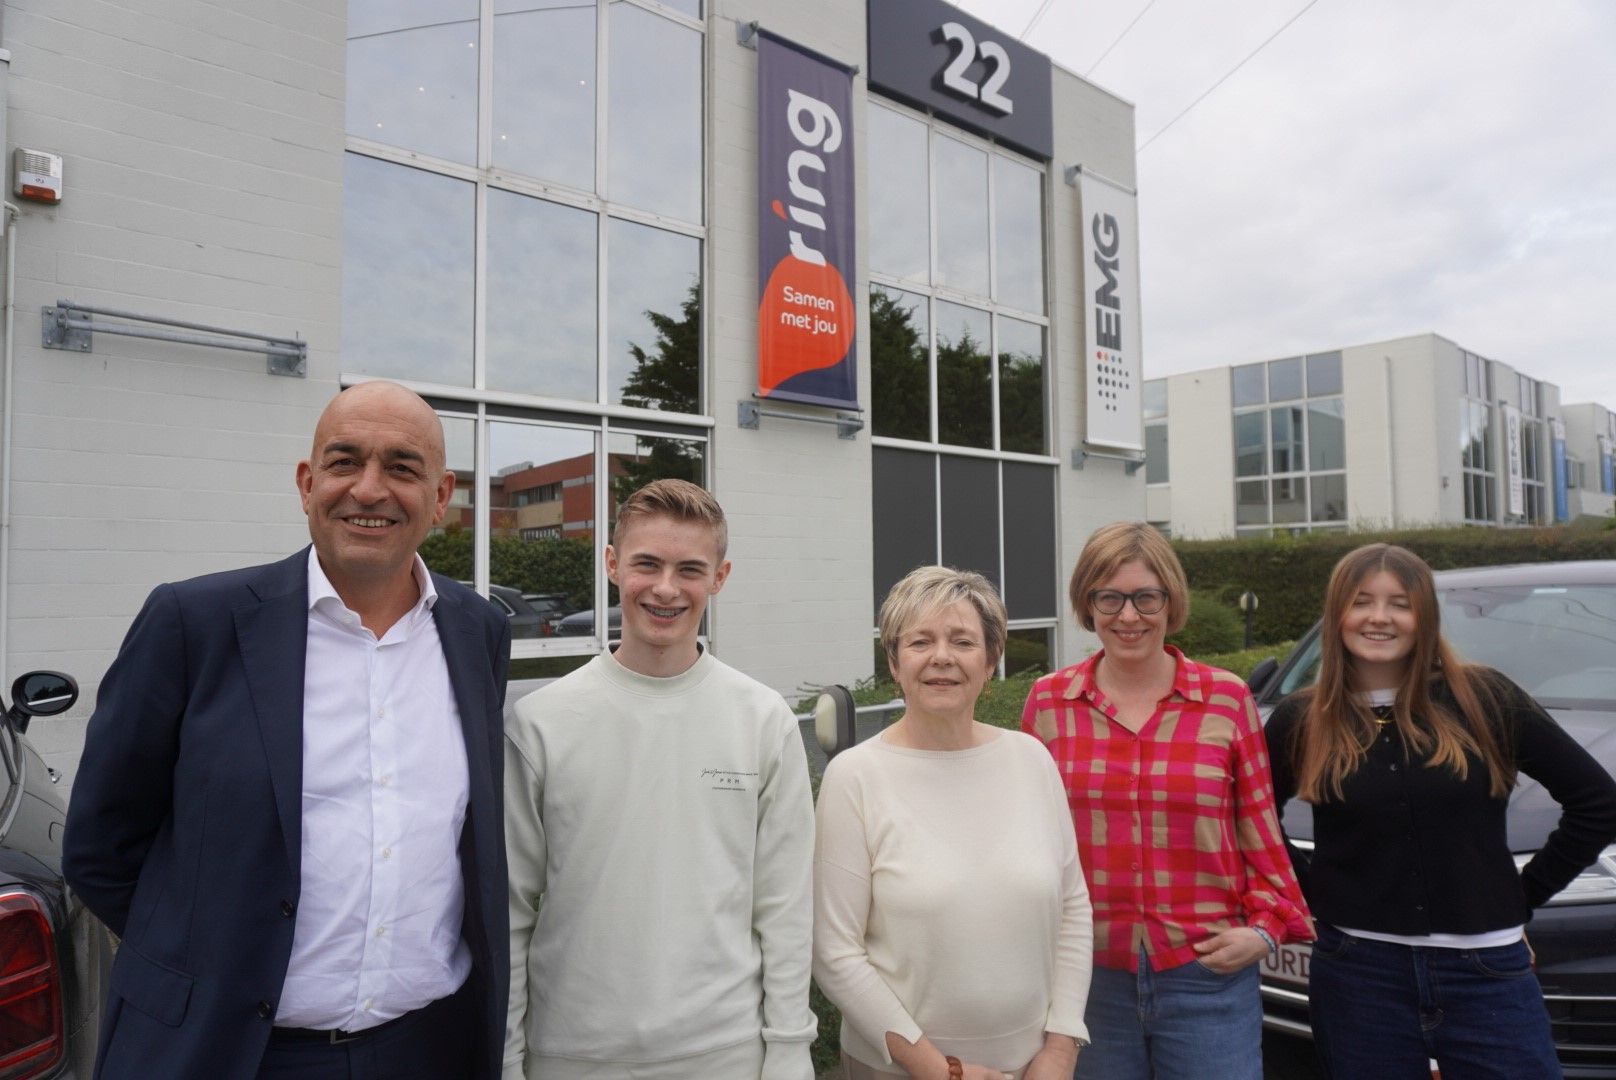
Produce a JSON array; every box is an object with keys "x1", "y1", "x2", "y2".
[{"x1": 1516, "y1": 846, "x2": 1616, "y2": 906}]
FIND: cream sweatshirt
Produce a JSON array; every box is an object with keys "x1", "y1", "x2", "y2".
[
  {"x1": 503, "y1": 649, "x2": 816, "y2": 1080},
  {"x1": 813, "y1": 728, "x2": 1093, "y2": 1074}
]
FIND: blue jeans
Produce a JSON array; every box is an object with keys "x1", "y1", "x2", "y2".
[
  {"x1": 1075, "y1": 949, "x2": 1262, "y2": 1080},
  {"x1": 1307, "y1": 925, "x2": 1562, "y2": 1080}
]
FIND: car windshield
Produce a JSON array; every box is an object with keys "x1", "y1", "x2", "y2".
[{"x1": 1274, "y1": 583, "x2": 1616, "y2": 711}]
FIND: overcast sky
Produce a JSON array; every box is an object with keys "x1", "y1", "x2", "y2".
[{"x1": 953, "y1": 0, "x2": 1616, "y2": 406}]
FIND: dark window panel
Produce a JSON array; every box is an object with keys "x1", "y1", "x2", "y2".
[
  {"x1": 940, "y1": 455, "x2": 1000, "y2": 592},
  {"x1": 872, "y1": 448, "x2": 938, "y2": 614},
  {"x1": 1002, "y1": 462, "x2": 1056, "y2": 620}
]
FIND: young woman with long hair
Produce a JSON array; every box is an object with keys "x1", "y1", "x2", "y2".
[{"x1": 1266, "y1": 543, "x2": 1616, "y2": 1079}]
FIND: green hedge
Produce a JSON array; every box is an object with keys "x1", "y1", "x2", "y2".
[
  {"x1": 1174, "y1": 523, "x2": 1616, "y2": 646},
  {"x1": 418, "y1": 529, "x2": 596, "y2": 610}
]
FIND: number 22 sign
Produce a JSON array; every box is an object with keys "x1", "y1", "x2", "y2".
[{"x1": 936, "y1": 21, "x2": 1013, "y2": 115}]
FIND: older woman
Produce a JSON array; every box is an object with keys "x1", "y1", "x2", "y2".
[
  {"x1": 1022, "y1": 522, "x2": 1311, "y2": 1080},
  {"x1": 814, "y1": 566, "x2": 1093, "y2": 1080}
]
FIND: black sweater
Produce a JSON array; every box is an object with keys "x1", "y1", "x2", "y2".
[{"x1": 1266, "y1": 670, "x2": 1616, "y2": 935}]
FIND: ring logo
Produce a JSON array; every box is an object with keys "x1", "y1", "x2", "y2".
[{"x1": 756, "y1": 32, "x2": 858, "y2": 407}]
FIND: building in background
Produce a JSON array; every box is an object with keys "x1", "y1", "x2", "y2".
[
  {"x1": 0, "y1": 0, "x2": 1146, "y2": 785},
  {"x1": 1143, "y1": 333, "x2": 1611, "y2": 539}
]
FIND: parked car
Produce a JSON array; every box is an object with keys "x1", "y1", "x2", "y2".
[
  {"x1": 461, "y1": 582, "x2": 553, "y2": 639},
  {"x1": 553, "y1": 607, "x2": 622, "y2": 639},
  {"x1": 1, "y1": 670, "x2": 113, "y2": 1078},
  {"x1": 521, "y1": 593, "x2": 577, "y2": 636},
  {"x1": 1247, "y1": 561, "x2": 1616, "y2": 1078}
]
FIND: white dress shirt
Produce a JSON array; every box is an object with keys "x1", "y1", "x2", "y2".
[{"x1": 275, "y1": 550, "x2": 472, "y2": 1030}]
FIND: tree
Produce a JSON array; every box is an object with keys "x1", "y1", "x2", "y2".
[
  {"x1": 615, "y1": 281, "x2": 704, "y2": 505},
  {"x1": 869, "y1": 287, "x2": 928, "y2": 440}
]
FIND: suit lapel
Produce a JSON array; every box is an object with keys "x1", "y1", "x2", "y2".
[
  {"x1": 433, "y1": 586, "x2": 494, "y2": 827},
  {"x1": 431, "y1": 582, "x2": 498, "y2": 969},
  {"x1": 235, "y1": 550, "x2": 311, "y2": 873}
]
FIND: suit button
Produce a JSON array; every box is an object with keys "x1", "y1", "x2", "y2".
[
  {"x1": 257, "y1": 1000, "x2": 274, "y2": 1019},
  {"x1": 280, "y1": 899, "x2": 295, "y2": 917}
]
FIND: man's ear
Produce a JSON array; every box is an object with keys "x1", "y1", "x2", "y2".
[
  {"x1": 295, "y1": 460, "x2": 314, "y2": 513},
  {"x1": 710, "y1": 559, "x2": 732, "y2": 594}
]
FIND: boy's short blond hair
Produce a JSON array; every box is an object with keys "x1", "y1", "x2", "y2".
[
  {"x1": 878, "y1": 565, "x2": 1008, "y2": 670},
  {"x1": 612, "y1": 479, "x2": 728, "y2": 560}
]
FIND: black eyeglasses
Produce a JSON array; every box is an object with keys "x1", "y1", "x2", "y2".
[{"x1": 1088, "y1": 588, "x2": 1168, "y2": 616}]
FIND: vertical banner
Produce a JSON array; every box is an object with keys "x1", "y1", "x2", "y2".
[
  {"x1": 1079, "y1": 172, "x2": 1143, "y2": 451},
  {"x1": 1502, "y1": 404, "x2": 1524, "y2": 517},
  {"x1": 1600, "y1": 435, "x2": 1614, "y2": 495},
  {"x1": 756, "y1": 31, "x2": 858, "y2": 409},
  {"x1": 1550, "y1": 418, "x2": 1568, "y2": 522}
]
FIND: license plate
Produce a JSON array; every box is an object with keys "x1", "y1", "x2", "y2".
[{"x1": 1261, "y1": 941, "x2": 1312, "y2": 987}]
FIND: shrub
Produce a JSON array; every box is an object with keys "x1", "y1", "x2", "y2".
[
  {"x1": 1167, "y1": 591, "x2": 1245, "y2": 656},
  {"x1": 1175, "y1": 524, "x2": 1616, "y2": 645}
]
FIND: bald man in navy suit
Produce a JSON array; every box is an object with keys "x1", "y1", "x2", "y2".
[{"x1": 65, "y1": 382, "x2": 511, "y2": 1079}]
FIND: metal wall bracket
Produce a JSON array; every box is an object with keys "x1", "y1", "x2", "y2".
[
  {"x1": 737, "y1": 20, "x2": 759, "y2": 48},
  {"x1": 738, "y1": 399, "x2": 863, "y2": 439},
  {"x1": 1071, "y1": 446, "x2": 1146, "y2": 475},
  {"x1": 42, "y1": 300, "x2": 308, "y2": 376}
]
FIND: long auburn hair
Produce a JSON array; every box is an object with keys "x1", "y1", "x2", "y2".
[{"x1": 1293, "y1": 543, "x2": 1514, "y2": 802}]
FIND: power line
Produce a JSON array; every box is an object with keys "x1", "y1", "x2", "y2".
[
  {"x1": 1019, "y1": 0, "x2": 1058, "y2": 39},
  {"x1": 1137, "y1": 0, "x2": 1324, "y2": 152},
  {"x1": 1085, "y1": 0, "x2": 1161, "y2": 76}
]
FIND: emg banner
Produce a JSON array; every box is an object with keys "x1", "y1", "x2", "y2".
[
  {"x1": 1079, "y1": 172, "x2": 1143, "y2": 451},
  {"x1": 756, "y1": 31, "x2": 858, "y2": 410}
]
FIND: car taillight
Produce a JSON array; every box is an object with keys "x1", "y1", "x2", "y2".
[{"x1": 0, "y1": 891, "x2": 63, "y2": 1080}]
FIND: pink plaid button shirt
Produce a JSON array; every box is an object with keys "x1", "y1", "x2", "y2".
[{"x1": 1022, "y1": 646, "x2": 1312, "y2": 972}]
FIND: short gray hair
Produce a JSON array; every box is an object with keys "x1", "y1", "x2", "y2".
[{"x1": 878, "y1": 565, "x2": 1007, "y2": 670}]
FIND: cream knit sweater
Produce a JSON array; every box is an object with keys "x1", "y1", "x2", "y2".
[
  {"x1": 813, "y1": 728, "x2": 1093, "y2": 1074},
  {"x1": 503, "y1": 649, "x2": 816, "y2": 1080}
]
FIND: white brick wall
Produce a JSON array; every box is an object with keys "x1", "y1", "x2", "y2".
[
  {"x1": 3, "y1": 0, "x2": 345, "y2": 784},
  {"x1": 1049, "y1": 67, "x2": 1146, "y2": 663},
  {"x1": 705, "y1": 0, "x2": 875, "y2": 695}
]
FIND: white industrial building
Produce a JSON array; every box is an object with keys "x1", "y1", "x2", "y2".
[
  {"x1": 0, "y1": 0, "x2": 1149, "y2": 784},
  {"x1": 1143, "y1": 333, "x2": 1611, "y2": 540}
]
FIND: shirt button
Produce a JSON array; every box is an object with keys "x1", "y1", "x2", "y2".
[
  {"x1": 381, "y1": 847, "x2": 392, "y2": 860},
  {"x1": 1131, "y1": 862, "x2": 1140, "y2": 871},
  {"x1": 375, "y1": 926, "x2": 387, "y2": 938},
  {"x1": 1389, "y1": 763, "x2": 1399, "y2": 771},
  {"x1": 377, "y1": 708, "x2": 385, "y2": 719},
  {"x1": 364, "y1": 998, "x2": 374, "y2": 1011},
  {"x1": 378, "y1": 774, "x2": 391, "y2": 787}
]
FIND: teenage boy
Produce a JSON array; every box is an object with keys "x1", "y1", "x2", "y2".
[{"x1": 503, "y1": 479, "x2": 816, "y2": 1080}]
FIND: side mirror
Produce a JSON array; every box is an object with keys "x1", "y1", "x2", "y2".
[
  {"x1": 6, "y1": 670, "x2": 79, "y2": 735},
  {"x1": 813, "y1": 684, "x2": 856, "y2": 760},
  {"x1": 1246, "y1": 657, "x2": 1279, "y2": 698}
]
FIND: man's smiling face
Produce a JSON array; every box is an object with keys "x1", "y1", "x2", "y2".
[
  {"x1": 605, "y1": 513, "x2": 730, "y2": 669},
  {"x1": 296, "y1": 383, "x2": 453, "y2": 599}
]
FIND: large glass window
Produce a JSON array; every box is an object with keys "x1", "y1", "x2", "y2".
[
  {"x1": 1461, "y1": 397, "x2": 1494, "y2": 523},
  {"x1": 1231, "y1": 355, "x2": 1347, "y2": 536},
  {"x1": 347, "y1": 1, "x2": 479, "y2": 165},
  {"x1": 868, "y1": 99, "x2": 1055, "y2": 634},
  {"x1": 1143, "y1": 377, "x2": 1168, "y2": 484},
  {"x1": 342, "y1": 157, "x2": 475, "y2": 385},
  {"x1": 345, "y1": 0, "x2": 708, "y2": 661}
]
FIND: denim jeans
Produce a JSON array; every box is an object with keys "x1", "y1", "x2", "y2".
[
  {"x1": 1074, "y1": 948, "x2": 1263, "y2": 1080},
  {"x1": 1307, "y1": 924, "x2": 1562, "y2": 1080}
]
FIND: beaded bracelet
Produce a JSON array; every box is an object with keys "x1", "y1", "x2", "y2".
[{"x1": 1252, "y1": 925, "x2": 1278, "y2": 958}]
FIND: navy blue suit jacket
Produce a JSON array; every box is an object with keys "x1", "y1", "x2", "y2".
[{"x1": 63, "y1": 549, "x2": 512, "y2": 1080}]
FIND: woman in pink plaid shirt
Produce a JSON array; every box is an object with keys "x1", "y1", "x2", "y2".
[{"x1": 1022, "y1": 522, "x2": 1312, "y2": 1080}]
